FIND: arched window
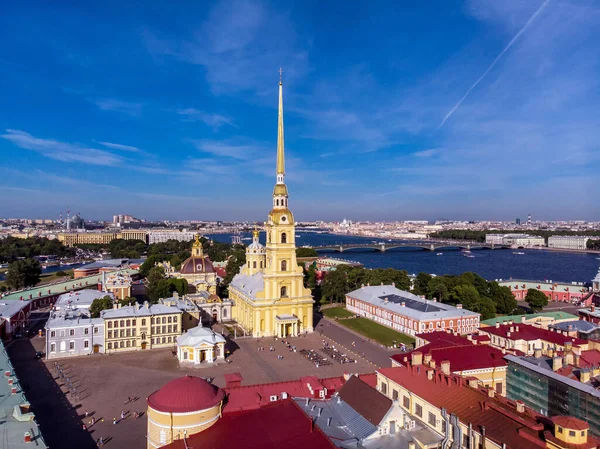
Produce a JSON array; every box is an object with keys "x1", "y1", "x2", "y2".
[
  {"x1": 126, "y1": 319, "x2": 130, "y2": 327},
  {"x1": 223, "y1": 309, "x2": 227, "y2": 318},
  {"x1": 253, "y1": 261, "x2": 257, "y2": 269},
  {"x1": 120, "y1": 320, "x2": 125, "y2": 328},
  {"x1": 281, "y1": 286, "x2": 288, "y2": 297},
  {"x1": 281, "y1": 233, "x2": 287, "y2": 244},
  {"x1": 260, "y1": 261, "x2": 263, "y2": 268},
  {"x1": 142, "y1": 319, "x2": 146, "y2": 326},
  {"x1": 281, "y1": 260, "x2": 287, "y2": 271},
  {"x1": 276, "y1": 199, "x2": 280, "y2": 206}
]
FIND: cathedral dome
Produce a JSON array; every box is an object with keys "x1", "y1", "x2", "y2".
[
  {"x1": 273, "y1": 184, "x2": 288, "y2": 196},
  {"x1": 180, "y1": 256, "x2": 215, "y2": 274},
  {"x1": 147, "y1": 375, "x2": 225, "y2": 413}
]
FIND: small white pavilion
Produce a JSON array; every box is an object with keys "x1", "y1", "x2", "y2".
[{"x1": 176, "y1": 326, "x2": 226, "y2": 365}]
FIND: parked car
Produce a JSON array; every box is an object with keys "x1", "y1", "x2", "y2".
[{"x1": 35, "y1": 351, "x2": 44, "y2": 359}]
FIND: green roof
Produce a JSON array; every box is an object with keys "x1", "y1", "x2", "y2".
[
  {"x1": 0, "y1": 268, "x2": 138, "y2": 303},
  {"x1": 481, "y1": 311, "x2": 578, "y2": 326}
]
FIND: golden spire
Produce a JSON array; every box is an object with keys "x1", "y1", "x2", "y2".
[
  {"x1": 252, "y1": 227, "x2": 259, "y2": 240},
  {"x1": 276, "y1": 68, "x2": 285, "y2": 178}
]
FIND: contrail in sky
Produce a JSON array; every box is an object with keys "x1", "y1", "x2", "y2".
[{"x1": 437, "y1": 0, "x2": 550, "y2": 129}]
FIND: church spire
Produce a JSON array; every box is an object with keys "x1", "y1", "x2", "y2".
[{"x1": 276, "y1": 68, "x2": 285, "y2": 184}]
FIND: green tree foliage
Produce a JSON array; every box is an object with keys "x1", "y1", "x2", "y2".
[
  {"x1": 222, "y1": 246, "x2": 247, "y2": 291},
  {"x1": 0, "y1": 237, "x2": 75, "y2": 263},
  {"x1": 488, "y1": 283, "x2": 518, "y2": 314},
  {"x1": 588, "y1": 239, "x2": 600, "y2": 250},
  {"x1": 303, "y1": 263, "x2": 318, "y2": 291},
  {"x1": 89, "y1": 295, "x2": 114, "y2": 318},
  {"x1": 109, "y1": 239, "x2": 147, "y2": 258},
  {"x1": 321, "y1": 268, "x2": 349, "y2": 303},
  {"x1": 146, "y1": 266, "x2": 189, "y2": 303},
  {"x1": 427, "y1": 277, "x2": 450, "y2": 302},
  {"x1": 6, "y1": 259, "x2": 42, "y2": 289},
  {"x1": 413, "y1": 272, "x2": 432, "y2": 296},
  {"x1": 525, "y1": 288, "x2": 549, "y2": 312},
  {"x1": 121, "y1": 296, "x2": 138, "y2": 306},
  {"x1": 296, "y1": 247, "x2": 318, "y2": 257}
]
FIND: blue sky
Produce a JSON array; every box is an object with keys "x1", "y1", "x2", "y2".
[{"x1": 1, "y1": 0, "x2": 599, "y2": 221}]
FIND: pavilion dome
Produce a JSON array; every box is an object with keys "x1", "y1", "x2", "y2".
[{"x1": 147, "y1": 375, "x2": 225, "y2": 413}]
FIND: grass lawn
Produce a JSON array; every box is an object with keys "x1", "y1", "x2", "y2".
[
  {"x1": 337, "y1": 317, "x2": 415, "y2": 347},
  {"x1": 37, "y1": 269, "x2": 74, "y2": 284},
  {"x1": 323, "y1": 307, "x2": 355, "y2": 319}
]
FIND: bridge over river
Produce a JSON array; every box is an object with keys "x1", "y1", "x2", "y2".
[{"x1": 308, "y1": 241, "x2": 509, "y2": 253}]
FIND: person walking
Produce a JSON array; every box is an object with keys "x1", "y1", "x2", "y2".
[{"x1": 113, "y1": 417, "x2": 117, "y2": 425}]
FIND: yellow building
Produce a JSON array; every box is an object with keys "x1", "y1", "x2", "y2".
[
  {"x1": 119, "y1": 229, "x2": 148, "y2": 242},
  {"x1": 229, "y1": 78, "x2": 313, "y2": 338},
  {"x1": 101, "y1": 303, "x2": 182, "y2": 353},
  {"x1": 58, "y1": 232, "x2": 118, "y2": 246},
  {"x1": 101, "y1": 271, "x2": 132, "y2": 300},
  {"x1": 146, "y1": 376, "x2": 224, "y2": 449},
  {"x1": 175, "y1": 235, "x2": 218, "y2": 294}
]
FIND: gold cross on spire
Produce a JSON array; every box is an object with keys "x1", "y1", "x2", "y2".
[{"x1": 279, "y1": 67, "x2": 283, "y2": 83}]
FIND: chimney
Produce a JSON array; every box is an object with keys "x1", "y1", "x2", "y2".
[
  {"x1": 327, "y1": 417, "x2": 332, "y2": 426},
  {"x1": 113, "y1": 303, "x2": 118, "y2": 310},
  {"x1": 401, "y1": 302, "x2": 406, "y2": 307},
  {"x1": 318, "y1": 407, "x2": 322, "y2": 417},
  {"x1": 506, "y1": 332, "x2": 511, "y2": 338},
  {"x1": 534, "y1": 348, "x2": 542, "y2": 358},
  {"x1": 565, "y1": 351, "x2": 574, "y2": 366},
  {"x1": 441, "y1": 360, "x2": 451, "y2": 375},
  {"x1": 592, "y1": 304, "x2": 596, "y2": 313},
  {"x1": 408, "y1": 442, "x2": 416, "y2": 449},
  {"x1": 427, "y1": 370, "x2": 434, "y2": 380},
  {"x1": 412, "y1": 351, "x2": 423, "y2": 366},
  {"x1": 424, "y1": 354, "x2": 432, "y2": 365},
  {"x1": 565, "y1": 341, "x2": 573, "y2": 351},
  {"x1": 516, "y1": 400, "x2": 525, "y2": 413},
  {"x1": 552, "y1": 356, "x2": 563, "y2": 371},
  {"x1": 495, "y1": 322, "x2": 500, "y2": 328},
  {"x1": 467, "y1": 378, "x2": 479, "y2": 389},
  {"x1": 580, "y1": 369, "x2": 591, "y2": 383},
  {"x1": 515, "y1": 325, "x2": 519, "y2": 332},
  {"x1": 24, "y1": 432, "x2": 32, "y2": 443},
  {"x1": 574, "y1": 354, "x2": 581, "y2": 367},
  {"x1": 456, "y1": 304, "x2": 463, "y2": 309},
  {"x1": 521, "y1": 316, "x2": 526, "y2": 323},
  {"x1": 547, "y1": 347, "x2": 554, "y2": 358},
  {"x1": 392, "y1": 282, "x2": 395, "y2": 287},
  {"x1": 509, "y1": 326, "x2": 514, "y2": 333},
  {"x1": 487, "y1": 388, "x2": 495, "y2": 398}
]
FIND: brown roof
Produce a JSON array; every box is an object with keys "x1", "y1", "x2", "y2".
[
  {"x1": 338, "y1": 375, "x2": 391, "y2": 425},
  {"x1": 553, "y1": 416, "x2": 590, "y2": 431},
  {"x1": 179, "y1": 256, "x2": 215, "y2": 274}
]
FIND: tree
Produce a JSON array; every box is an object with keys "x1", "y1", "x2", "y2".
[
  {"x1": 427, "y1": 277, "x2": 450, "y2": 302},
  {"x1": 450, "y1": 284, "x2": 481, "y2": 310},
  {"x1": 303, "y1": 263, "x2": 318, "y2": 291},
  {"x1": 90, "y1": 295, "x2": 114, "y2": 318},
  {"x1": 477, "y1": 296, "x2": 497, "y2": 320},
  {"x1": 121, "y1": 296, "x2": 138, "y2": 306},
  {"x1": 5, "y1": 259, "x2": 42, "y2": 289},
  {"x1": 222, "y1": 246, "x2": 246, "y2": 288},
  {"x1": 320, "y1": 268, "x2": 349, "y2": 303},
  {"x1": 296, "y1": 247, "x2": 318, "y2": 258},
  {"x1": 525, "y1": 288, "x2": 548, "y2": 312},
  {"x1": 489, "y1": 283, "x2": 518, "y2": 314},
  {"x1": 413, "y1": 272, "x2": 432, "y2": 296}
]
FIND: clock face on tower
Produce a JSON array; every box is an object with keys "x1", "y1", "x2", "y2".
[{"x1": 281, "y1": 215, "x2": 287, "y2": 222}]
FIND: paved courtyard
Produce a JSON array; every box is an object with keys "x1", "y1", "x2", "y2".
[{"x1": 9, "y1": 325, "x2": 379, "y2": 449}]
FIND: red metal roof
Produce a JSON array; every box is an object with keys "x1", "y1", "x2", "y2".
[
  {"x1": 378, "y1": 366, "x2": 545, "y2": 449},
  {"x1": 579, "y1": 350, "x2": 600, "y2": 368},
  {"x1": 416, "y1": 331, "x2": 470, "y2": 346},
  {"x1": 147, "y1": 376, "x2": 225, "y2": 413},
  {"x1": 480, "y1": 324, "x2": 587, "y2": 346},
  {"x1": 162, "y1": 398, "x2": 336, "y2": 449},
  {"x1": 553, "y1": 416, "x2": 590, "y2": 431},
  {"x1": 223, "y1": 373, "x2": 376, "y2": 413},
  {"x1": 392, "y1": 344, "x2": 507, "y2": 372}
]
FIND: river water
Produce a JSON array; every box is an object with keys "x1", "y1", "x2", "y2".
[{"x1": 208, "y1": 231, "x2": 600, "y2": 284}]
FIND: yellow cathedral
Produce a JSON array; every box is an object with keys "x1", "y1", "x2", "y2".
[{"x1": 229, "y1": 76, "x2": 314, "y2": 338}]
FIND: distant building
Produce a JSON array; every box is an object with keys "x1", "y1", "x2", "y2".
[
  {"x1": 516, "y1": 218, "x2": 521, "y2": 225},
  {"x1": 497, "y1": 279, "x2": 589, "y2": 304},
  {"x1": 58, "y1": 230, "x2": 147, "y2": 247},
  {"x1": 480, "y1": 311, "x2": 579, "y2": 328},
  {"x1": 345, "y1": 285, "x2": 480, "y2": 336},
  {"x1": 548, "y1": 235, "x2": 590, "y2": 250},
  {"x1": 485, "y1": 233, "x2": 545, "y2": 246},
  {"x1": 147, "y1": 230, "x2": 196, "y2": 244},
  {"x1": 100, "y1": 270, "x2": 132, "y2": 300}
]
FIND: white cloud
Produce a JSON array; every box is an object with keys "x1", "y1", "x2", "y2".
[
  {"x1": 412, "y1": 149, "x2": 442, "y2": 158},
  {"x1": 97, "y1": 141, "x2": 142, "y2": 153},
  {"x1": 90, "y1": 98, "x2": 143, "y2": 116},
  {"x1": 0, "y1": 129, "x2": 124, "y2": 166},
  {"x1": 176, "y1": 108, "x2": 235, "y2": 130}
]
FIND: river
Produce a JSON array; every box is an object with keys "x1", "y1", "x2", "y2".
[{"x1": 207, "y1": 231, "x2": 600, "y2": 284}]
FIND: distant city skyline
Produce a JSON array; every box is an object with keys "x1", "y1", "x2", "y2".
[{"x1": 1, "y1": 1, "x2": 599, "y2": 221}]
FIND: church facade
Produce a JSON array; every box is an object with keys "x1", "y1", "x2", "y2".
[
  {"x1": 229, "y1": 78, "x2": 314, "y2": 338},
  {"x1": 174, "y1": 235, "x2": 218, "y2": 294}
]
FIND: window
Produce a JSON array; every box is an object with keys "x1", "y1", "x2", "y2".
[
  {"x1": 380, "y1": 383, "x2": 387, "y2": 395},
  {"x1": 281, "y1": 286, "x2": 288, "y2": 297},
  {"x1": 120, "y1": 320, "x2": 125, "y2": 327},
  {"x1": 69, "y1": 329, "x2": 75, "y2": 336},
  {"x1": 223, "y1": 309, "x2": 227, "y2": 318},
  {"x1": 126, "y1": 319, "x2": 130, "y2": 327},
  {"x1": 442, "y1": 419, "x2": 447, "y2": 434},
  {"x1": 463, "y1": 434, "x2": 470, "y2": 448},
  {"x1": 403, "y1": 396, "x2": 410, "y2": 408},
  {"x1": 428, "y1": 412, "x2": 436, "y2": 427},
  {"x1": 168, "y1": 325, "x2": 172, "y2": 333},
  {"x1": 162, "y1": 317, "x2": 166, "y2": 324},
  {"x1": 142, "y1": 319, "x2": 146, "y2": 326},
  {"x1": 281, "y1": 260, "x2": 287, "y2": 271},
  {"x1": 392, "y1": 389, "x2": 399, "y2": 400},
  {"x1": 162, "y1": 337, "x2": 166, "y2": 344},
  {"x1": 415, "y1": 404, "x2": 423, "y2": 417},
  {"x1": 132, "y1": 329, "x2": 136, "y2": 337},
  {"x1": 281, "y1": 233, "x2": 287, "y2": 244},
  {"x1": 126, "y1": 329, "x2": 131, "y2": 337},
  {"x1": 50, "y1": 331, "x2": 56, "y2": 337},
  {"x1": 84, "y1": 328, "x2": 89, "y2": 335},
  {"x1": 132, "y1": 319, "x2": 136, "y2": 326},
  {"x1": 582, "y1": 431, "x2": 586, "y2": 437},
  {"x1": 162, "y1": 325, "x2": 166, "y2": 334},
  {"x1": 168, "y1": 316, "x2": 172, "y2": 323},
  {"x1": 253, "y1": 261, "x2": 257, "y2": 269},
  {"x1": 94, "y1": 327, "x2": 98, "y2": 334},
  {"x1": 108, "y1": 322, "x2": 112, "y2": 329},
  {"x1": 119, "y1": 341, "x2": 124, "y2": 348},
  {"x1": 569, "y1": 431, "x2": 576, "y2": 437},
  {"x1": 120, "y1": 330, "x2": 124, "y2": 338},
  {"x1": 151, "y1": 317, "x2": 154, "y2": 325},
  {"x1": 69, "y1": 341, "x2": 75, "y2": 350},
  {"x1": 84, "y1": 340, "x2": 89, "y2": 349},
  {"x1": 126, "y1": 340, "x2": 131, "y2": 348},
  {"x1": 50, "y1": 343, "x2": 56, "y2": 352},
  {"x1": 108, "y1": 331, "x2": 112, "y2": 339},
  {"x1": 108, "y1": 342, "x2": 112, "y2": 350}
]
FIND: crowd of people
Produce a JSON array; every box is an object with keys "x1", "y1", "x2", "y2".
[
  {"x1": 299, "y1": 348, "x2": 332, "y2": 367},
  {"x1": 321, "y1": 341, "x2": 356, "y2": 364}
]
